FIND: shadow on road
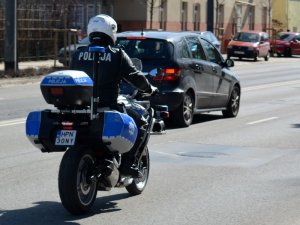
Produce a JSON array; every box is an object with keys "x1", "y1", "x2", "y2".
[
  {"x1": 0, "y1": 193, "x2": 130, "y2": 225},
  {"x1": 291, "y1": 124, "x2": 300, "y2": 128},
  {"x1": 165, "y1": 113, "x2": 224, "y2": 130},
  {"x1": 192, "y1": 114, "x2": 223, "y2": 124}
]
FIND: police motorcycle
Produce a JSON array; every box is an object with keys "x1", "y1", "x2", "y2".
[{"x1": 25, "y1": 46, "x2": 168, "y2": 215}]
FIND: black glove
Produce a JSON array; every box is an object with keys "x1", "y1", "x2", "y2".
[{"x1": 147, "y1": 84, "x2": 159, "y2": 95}]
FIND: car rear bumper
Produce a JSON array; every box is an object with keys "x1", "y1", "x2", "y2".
[
  {"x1": 227, "y1": 49, "x2": 257, "y2": 58},
  {"x1": 272, "y1": 46, "x2": 286, "y2": 54},
  {"x1": 150, "y1": 90, "x2": 184, "y2": 112}
]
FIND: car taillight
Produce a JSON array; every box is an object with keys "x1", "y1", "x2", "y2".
[
  {"x1": 126, "y1": 37, "x2": 147, "y2": 40},
  {"x1": 62, "y1": 121, "x2": 74, "y2": 130},
  {"x1": 50, "y1": 87, "x2": 64, "y2": 96},
  {"x1": 153, "y1": 68, "x2": 181, "y2": 81}
]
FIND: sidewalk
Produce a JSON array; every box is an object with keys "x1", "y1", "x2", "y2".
[
  {"x1": 0, "y1": 60, "x2": 65, "y2": 87},
  {"x1": 0, "y1": 59, "x2": 64, "y2": 71}
]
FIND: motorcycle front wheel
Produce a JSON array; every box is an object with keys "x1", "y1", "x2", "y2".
[
  {"x1": 126, "y1": 147, "x2": 150, "y2": 195},
  {"x1": 58, "y1": 147, "x2": 97, "y2": 215}
]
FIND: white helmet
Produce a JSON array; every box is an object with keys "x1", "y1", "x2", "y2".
[{"x1": 87, "y1": 14, "x2": 118, "y2": 44}]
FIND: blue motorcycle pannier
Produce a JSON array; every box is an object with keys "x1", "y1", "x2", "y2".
[
  {"x1": 25, "y1": 110, "x2": 138, "y2": 154},
  {"x1": 102, "y1": 111, "x2": 138, "y2": 153},
  {"x1": 25, "y1": 111, "x2": 44, "y2": 150}
]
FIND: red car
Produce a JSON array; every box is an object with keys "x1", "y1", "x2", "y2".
[
  {"x1": 270, "y1": 32, "x2": 300, "y2": 57},
  {"x1": 227, "y1": 31, "x2": 270, "y2": 61}
]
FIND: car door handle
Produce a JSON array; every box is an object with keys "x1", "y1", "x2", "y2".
[
  {"x1": 195, "y1": 64, "x2": 203, "y2": 71},
  {"x1": 212, "y1": 66, "x2": 218, "y2": 73}
]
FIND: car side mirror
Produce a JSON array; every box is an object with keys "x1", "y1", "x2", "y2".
[
  {"x1": 225, "y1": 59, "x2": 234, "y2": 68},
  {"x1": 149, "y1": 68, "x2": 158, "y2": 76}
]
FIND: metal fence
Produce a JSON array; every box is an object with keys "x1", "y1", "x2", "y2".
[{"x1": 0, "y1": 0, "x2": 82, "y2": 62}]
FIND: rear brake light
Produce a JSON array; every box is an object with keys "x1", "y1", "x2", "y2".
[
  {"x1": 50, "y1": 87, "x2": 64, "y2": 96},
  {"x1": 62, "y1": 121, "x2": 74, "y2": 130},
  {"x1": 153, "y1": 68, "x2": 181, "y2": 81},
  {"x1": 127, "y1": 37, "x2": 147, "y2": 40},
  {"x1": 165, "y1": 68, "x2": 176, "y2": 74}
]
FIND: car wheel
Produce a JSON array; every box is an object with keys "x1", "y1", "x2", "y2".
[
  {"x1": 264, "y1": 52, "x2": 269, "y2": 61},
  {"x1": 254, "y1": 54, "x2": 257, "y2": 61},
  {"x1": 222, "y1": 85, "x2": 240, "y2": 118},
  {"x1": 284, "y1": 48, "x2": 291, "y2": 57},
  {"x1": 171, "y1": 92, "x2": 194, "y2": 127}
]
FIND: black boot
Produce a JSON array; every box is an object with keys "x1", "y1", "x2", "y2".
[{"x1": 120, "y1": 156, "x2": 143, "y2": 178}]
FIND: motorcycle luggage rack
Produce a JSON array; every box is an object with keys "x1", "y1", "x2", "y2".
[
  {"x1": 49, "y1": 109, "x2": 91, "y2": 114},
  {"x1": 49, "y1": 107, "x2": 112, "y2": 115}
]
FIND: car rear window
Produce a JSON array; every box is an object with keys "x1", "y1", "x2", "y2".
[
  {"x1": 277, "y1": 33, "x2": 294, "y2": 41},
  {"x1": 233, "y1": 32, "x2": 260, "y2": 42},
  {"x1": 116, "y1": 38, "x2": 170, "y2": 60}
]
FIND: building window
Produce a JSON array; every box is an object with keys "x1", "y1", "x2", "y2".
[
  {"x1": 232, "y1": 17, "x2": 237, "y2": 36},
  {"x1": 159, "y1": 0, "x2": 167, "y2": 30},
  {"x1": 249, "y1": 6, "x2": 255, "y2": 30},
  {"x1": 262, "y1": 7, "x2": 267, "y2": 32},
  {"x1": 193, "y1": 3, "x2": 200, "y2": 31},
  {"x1": 87, "y1": 4, "x2": 101, "y2": 21},
  {"x1": 69, "y1": 4, "x2": 84, "y2": 29},
  {"x1": 181, "y1": 1, "x2": 188, "y2": 31},
  {"x1": 235, "y1": 4, "x2": 242, "y2": 32},
  {"x1": 217, "y1": 4, "x2": 224, "y2": 35},
  {"x1": 101, "y1": 0, "x2": 113, "y2": 16}
]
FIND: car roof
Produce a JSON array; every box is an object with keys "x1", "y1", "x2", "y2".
[
  {"x1": 279, "y1": 32, "x2": 299, "y2": 35},
  {"x1": 117, "y1": 31, "x2": 199, "y2": 42},
  {"x1": 239, "y1": 30, "x2": 267, "y2": 35}
]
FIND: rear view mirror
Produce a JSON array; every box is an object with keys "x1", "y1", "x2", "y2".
[
  {"x1": 149, "y1": 68, "x2": 158, "y2": 76},
  {"x1": 226, "y1": 59, "x2": 234, "y2": 67}
]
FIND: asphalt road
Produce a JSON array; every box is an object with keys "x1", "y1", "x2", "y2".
[{"x1": 0, "y1": 56, "x2": 300, "y2": 225}]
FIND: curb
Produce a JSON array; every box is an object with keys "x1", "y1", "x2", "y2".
[{"x1": 0, "y1": 76, "x2": 43, "y2": 87}]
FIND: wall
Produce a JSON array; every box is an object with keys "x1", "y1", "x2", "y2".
[
  {"x1": 114, "y1": 0, "x2": 147, "y2": 31},
  {"x1": 272, "y1": 0, "x2": 287, "y2": 32},
  {"x1": 288, "y1": 0, "x2": 300, "y2": 32}
]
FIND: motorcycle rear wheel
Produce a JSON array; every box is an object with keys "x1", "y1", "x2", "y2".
[
  {"x1": 58, "y1": 147, "x2": 97, "y2": 215},
  {"x1": 126, "y1": 147, "x2": 150, "y2": 195}
]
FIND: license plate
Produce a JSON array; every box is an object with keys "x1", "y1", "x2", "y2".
[
  {"x1": 234, "y1": 51, "x2": 245, "y2": 55},
  {"x1": 55, "y1": 130, "x2": 77, "y2": 146}
]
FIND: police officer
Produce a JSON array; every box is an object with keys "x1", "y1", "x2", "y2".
[{"x1": 70, "y1": 14, "x2": 158, "y2": 178}]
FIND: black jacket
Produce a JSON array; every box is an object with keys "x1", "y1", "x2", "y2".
[{"x1": 70, "y1": 45, "x2": 151, "y2": 107}]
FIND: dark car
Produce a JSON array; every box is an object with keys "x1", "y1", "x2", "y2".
[
  {"x1": 116, "y1": 31, "x2": 241, "y2": 127},
  {"x1": 227, "y1": 31, "x2": 270, "y2": 61},
  {"x1": 58, "y1": 36, "x2": 90, "y2": 66},
  {"x1": 198, "y1": 31, "x2": 221, "y2": 51},
  {"x1": 270, "y1": 32, "x2": 300, "y2": 57}
]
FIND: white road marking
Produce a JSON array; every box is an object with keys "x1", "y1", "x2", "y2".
[
  {"x1": 152, "y1": 151, "x2": 178, "y2": 157},
  {"x1": 244, "y1": 80, "x2": 300, "y2": 92},
  {"x1": 247, "y1": 117, "x2": 279, "y2": 125},
  {"x1": 0, "y1": 118, "x2": 26, "y2": 127}
]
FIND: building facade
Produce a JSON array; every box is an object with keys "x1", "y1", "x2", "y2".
[
  {"x1": 0, "y1": 0, "x2": 273, "y2": 60},
  {"x1": 272, "y1": 0, "x2": 300, "y2": 33},
  {"x1": 113, "y1": 0, "x2": 272, "y2": 51}
]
